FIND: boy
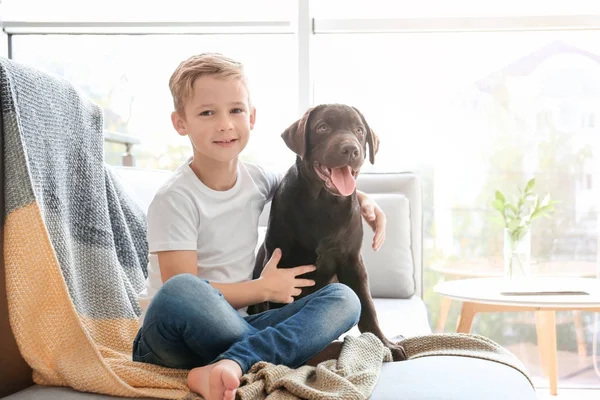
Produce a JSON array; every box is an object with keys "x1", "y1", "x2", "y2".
[{"x1": 132, "y1": 53, "x2": 387, "y2": 400}]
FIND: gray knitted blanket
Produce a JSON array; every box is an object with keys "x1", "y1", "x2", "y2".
[{"x1": 1, "y1": 56, "x2": 148, "y2": 319}]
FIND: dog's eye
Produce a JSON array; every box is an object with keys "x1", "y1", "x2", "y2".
[
  {"x1": 317, "y1": 124, "x2": 328, "y2": 133},
  {"x1": 356, "y1": 127, "x2": 364, "y2": 136}
]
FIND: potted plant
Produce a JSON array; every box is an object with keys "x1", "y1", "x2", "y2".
[{"x1": 491, "y1": 178, "x2": 558, "y2": 279}]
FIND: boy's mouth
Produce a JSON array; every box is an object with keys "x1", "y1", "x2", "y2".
[{"x1": 214, "y1": 139, "x2": 238, "y2": 148}]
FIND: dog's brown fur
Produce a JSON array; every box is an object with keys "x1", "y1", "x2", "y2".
[{"x1": 248, "y1": 104, "x2": 406, "y2": 361}]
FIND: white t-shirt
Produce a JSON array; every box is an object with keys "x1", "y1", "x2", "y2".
[{"x1": 137, "y1": 159, "x2": 281, "y2": 325}]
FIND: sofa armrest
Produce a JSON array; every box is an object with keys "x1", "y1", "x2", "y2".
[{"x1": 0, "y1": 96, "x2": 34, "y2": 397}]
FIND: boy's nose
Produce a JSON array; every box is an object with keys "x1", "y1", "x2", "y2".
[{"x1": 218, "y1": 116, "x2": 234, "y2": 131}]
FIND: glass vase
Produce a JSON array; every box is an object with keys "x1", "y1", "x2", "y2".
[{"x1": 503, "y1": 227, "x2": 531, "y2": 279}]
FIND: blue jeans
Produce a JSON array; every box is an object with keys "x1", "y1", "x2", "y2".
[{"x1": 132, "y1": 273, "x2": 361, "y2": 373}]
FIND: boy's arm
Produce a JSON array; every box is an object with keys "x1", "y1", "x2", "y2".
[
  {"x1": 158, "y1": 249, "x2": 316, "y2": 310},
  {"x1": 157, "y1": 250, "x2": 267, "y2": 310},
  {"x1": 356, "y1": 190, "x2": 386, "y2": 251},
  {"x1": 157, "y1": 250, "x2": 197, "y2": 282}
]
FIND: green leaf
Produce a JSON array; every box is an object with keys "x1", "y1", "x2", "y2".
[
  {"x1": 492, "y1": 199, "x2": 505, "y2": 214},
  {"x1": 530, "y1": 210, "x2": 543, "y2": 221},
  {"x1": 495, "y1": 190, "x2": 506, "y2": 202},
  {"x1": 524, "y1": 178, "x2": 535, "y2": 193}
]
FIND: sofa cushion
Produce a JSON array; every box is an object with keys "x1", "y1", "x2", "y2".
[
  {"x1": 111, "y1": 166, "x2": 172, "y2": 213},
  {"x1": 355, "y1": 173, "x2": 423, "y2": 298},
  {"x1": 342, "y1": 297, "x2": 431, "y2": 340},
  {"x1": 5, "y1": 356, "x2": 535, "y2": 400},
  {"x1": 360, "y1": 193, "x2": 414, "y2": 298},
  {"x1": 370, "y1": 356, "x2": 536, "y2": 400}
]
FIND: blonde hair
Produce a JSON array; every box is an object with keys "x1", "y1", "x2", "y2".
[{"x1": 169, "y1": 52, "x2": 248, "y2": 115}]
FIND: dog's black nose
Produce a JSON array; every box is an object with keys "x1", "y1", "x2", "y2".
[{"x1": 341, "y1": 143, "x2": 360, "y2": 159}]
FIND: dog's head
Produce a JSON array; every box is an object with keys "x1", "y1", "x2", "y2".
[{"x1": 281, "y1": 104, "x2": 379, "y2": 196}]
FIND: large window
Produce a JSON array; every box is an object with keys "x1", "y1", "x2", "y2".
[{"x1": 314, "y1": 30, "x2": 600, "y2": 388}]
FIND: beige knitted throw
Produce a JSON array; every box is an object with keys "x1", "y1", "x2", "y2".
[
  {"x1": 236, "y1": 332, "x2": 533, "y2": 400},
  {"x1": 237, "y1": 333, "x2": 392, "y2": 400}
]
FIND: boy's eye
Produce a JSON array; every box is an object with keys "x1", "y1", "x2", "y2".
[
  {"x1": 199, "y1": 110, "x2": 214, "y2": 116},
  {"x1": 231, "y1": 108, "x2": 244, "y2": 114}
]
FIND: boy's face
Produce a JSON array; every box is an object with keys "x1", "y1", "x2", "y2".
[{"x1": 171, "y1": 75, "x2": 255, "y2": 164}]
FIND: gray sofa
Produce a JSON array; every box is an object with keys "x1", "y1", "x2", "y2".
[{"x1": 1, "y1": 163, "x2": 537, "y2": 399}]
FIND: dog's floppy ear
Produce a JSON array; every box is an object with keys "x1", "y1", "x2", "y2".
[
  {"x1": 352, "y1": 106, "x2": 379, "y2": 164},
  {"x1": 281, "y1": 107, "x2": 315, "y2": 159}
]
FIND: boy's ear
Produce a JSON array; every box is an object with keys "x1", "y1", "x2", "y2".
[
  {"x1": 281, "y1": 106, "x2": 316, "y2": 159},
  {"x1": 171, "y1": 111, "x2": 187, "y2": 136},
  {"x1": 250, "y1": 106, "x2": 256, "y2": 130}
]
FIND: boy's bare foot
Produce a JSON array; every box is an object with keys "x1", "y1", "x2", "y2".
[{"x1": 187, "y1": 359, "x2": 242, "y2": 400}]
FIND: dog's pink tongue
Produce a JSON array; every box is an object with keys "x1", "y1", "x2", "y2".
[{"x1": 330, "y1": 166, "x2": 356, "y2": 196}]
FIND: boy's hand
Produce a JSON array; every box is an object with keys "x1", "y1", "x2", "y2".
[
  {"x1": 259, "y1": 248, "x2": 316, "y2": 304},
  {"x1": 357, "y1": 191, "x2": 386, "y2": 251}
]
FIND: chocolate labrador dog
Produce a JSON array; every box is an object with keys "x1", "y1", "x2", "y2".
[{"x1": 248, "y1": 104, "x2": 407, "y2": 361}]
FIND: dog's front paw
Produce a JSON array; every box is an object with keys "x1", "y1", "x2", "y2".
[{"x1": 385, "y1": 341, "x2": 407, "y2": 361}]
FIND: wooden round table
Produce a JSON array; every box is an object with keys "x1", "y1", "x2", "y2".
[
  {"x1": 433, "y1": 277, "x2": 600, "y2": 396},
  {"x1": 430, "y1": 259, "x2": 598, "y2": 358}
]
